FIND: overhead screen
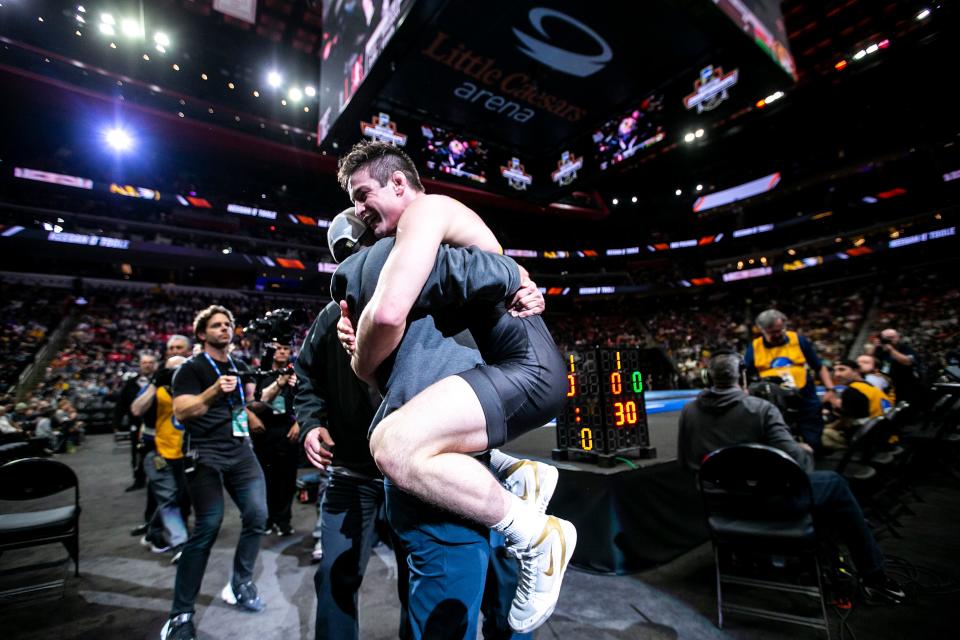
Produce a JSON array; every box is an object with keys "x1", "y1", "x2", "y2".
[{"x1": 319, "y1": 0, "x2": 795, "y2": 203}]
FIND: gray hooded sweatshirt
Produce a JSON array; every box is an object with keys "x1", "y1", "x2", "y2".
[{"x1": 677, "y1": 387, "x2": 814, "y2": 474}]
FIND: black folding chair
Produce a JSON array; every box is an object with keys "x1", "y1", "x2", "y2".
[
  {"x1": 699, "y1": 444, "x2": 830, "y2": 637},
  {"x1": 0, "y1": 457, "x2": 81, "y2": 599}
]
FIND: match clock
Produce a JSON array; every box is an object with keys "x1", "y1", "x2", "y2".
[{"x1": 553, "y1": 348, "x2": 654, "y2": 465}]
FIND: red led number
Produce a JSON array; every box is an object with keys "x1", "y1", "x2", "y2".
[
  {"x1": 613, "y1": 401, "x2": 638, "y2": 426},
  {"x1": 610, "y1": 371, "x2": 622, "y2": 395}
]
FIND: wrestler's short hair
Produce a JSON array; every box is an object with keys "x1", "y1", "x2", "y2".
[
  {"x1": 337, "y1": 140, "x2": 425, "y2": 193},
  {"x1": 193, "y1": 305, "x2": 235, "y2": 341}
]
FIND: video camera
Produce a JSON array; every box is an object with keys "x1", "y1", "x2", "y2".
[{"x1": 240, "y1": 308, "x2": 308, "y2": 398}]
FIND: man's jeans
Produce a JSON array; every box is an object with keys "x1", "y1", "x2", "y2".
[
  {"x1": 171, "y1": 446, "x2": 267, "y2": 616},
  {"x1": 385, "y1": 480, "x2": 531, "y2": 640},
  {"x1": 314, "y1": 471, "x2": 409, "y2": 640},
  {"x1": 144, "y1": 451, "x2": 188, "y2": 548},
  {"x1": 809, "y1": 470, "x2": 885, "y2": 578}
]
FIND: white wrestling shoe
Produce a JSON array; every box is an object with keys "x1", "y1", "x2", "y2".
[
  {"x1": 501, "y1": 460, "x2": 558, "y2": 515},
  {"x1": 507, "y1": 515, "x2": 578, "y2": 633}
]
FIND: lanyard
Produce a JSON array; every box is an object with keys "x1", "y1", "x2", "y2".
[{"x1": 203, "y1": 353, "x2": 245, "y2": 407}]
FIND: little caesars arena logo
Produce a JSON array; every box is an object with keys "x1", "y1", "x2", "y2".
[{"x1": 421, "y1": 8, "x2": 611, "y2": 124}]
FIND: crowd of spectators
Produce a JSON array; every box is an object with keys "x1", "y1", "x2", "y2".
[{"x1": 869, "y1": 267, "x2": 960, "y2": 374}]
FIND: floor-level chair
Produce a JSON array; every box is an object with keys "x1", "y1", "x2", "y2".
[{"x1": 699, "y1": 443, "x2": 831, "y2": 638}]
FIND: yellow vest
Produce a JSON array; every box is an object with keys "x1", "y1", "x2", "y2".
[
  {"x1": 752, "y1": 331, "x2": 810, "y2": 390},
  {"x1": 849, "y1": 380, "x2": 893, "y2": 417},
  {"x1": 154, "y1": 386, "x2": 184, "y2": 460}
]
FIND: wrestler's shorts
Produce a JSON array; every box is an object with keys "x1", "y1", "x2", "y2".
[{"x1": 456, "y1": 315, "x2": 566, "y2": 449}]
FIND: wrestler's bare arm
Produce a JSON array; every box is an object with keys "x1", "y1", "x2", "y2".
[{"x1": 351, "y1": 195, "x2": 501, "y2": 381}]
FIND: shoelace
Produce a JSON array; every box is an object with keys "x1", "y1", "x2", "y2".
[{"x1": 514, "y1": 547, "x2": 542, "y2": 605}]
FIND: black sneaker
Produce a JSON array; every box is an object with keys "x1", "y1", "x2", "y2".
[
  {"x1": 275, "y1": 523, "x2": 294, "y2": 537},
  {"x1": 160, "y1": 613, "x2": 196, "y2": 640},
  {"x1": 130, "y1": 523, "x2": 149, "y2": 536},
  {"x1": 862, "y1": 574, "x2": 908, "y2": 605},
  {"x1": 221, "y1": 580, "x2": 265, "y2": 613}
]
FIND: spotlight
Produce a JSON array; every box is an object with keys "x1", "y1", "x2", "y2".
[
  {"x1": 142, "y1": 54, "x2": 149, "y2": 61},
  {"x1": 101, "y1": 13, "x2": 115, "y2": 26},
  {"x1": 916, "y1": 8, "x2": 930, "y2": 20},
  {"x1": 288, "y1": 87, "x2": 303, "y2": 102},
  {"x1": 675, "y1": 189, "x2": 682, "y2": 196},
  {"x1": 76, "y1": 15, "x2": 85, "y2": 23},
  {"x1": 631, "y1": 196, "x2": 638, "y2": 203},
  {"x1": 694, "y1": 128, "x2": 704, "y2": 138},
  {"x1": 155, "y1": 44, "x2": 166, "y2": 53},
  {"x1": 684, "y1": 132, "x2": 695, "y2": 143},
  {"x1": 153, "y1": 32, "x2": 170, "y2": 47},
  {"x1": 304, "y1": 86, "x2": 316, "y2": 97},
  {"x1": 172, "y1": 64, "x2": 179, "y2": 71},
  {"x1": 228, "y1": 82, "x2": 235, "y2": 90},
  {"x1": 121, "y1": 18, "x2": 141, "y2": 38},
  {"x1": 200, "y1": 73, "x2": 208, "y2": 80},
  {"x1": 696, "y1": 184, "x2": 703, "y2": 191},
  {"x1": 253, "y1": 90, "x2": 260, "y2": 97},
  {"x1": 304, "y1": 106, "x2": 310, "y2": 112},
  {"x1": 281, "y1": 99, "x2": 287, "y2": 106},
  {"x1": 611, "y1": 198, "x2": 619, "y2": 206},
  {"x1": 267, "y1": 70, "x2": 282, "y2": 88},
  {"x1": 104, "y1": 127, "x2": 133, "y2": 152},
  {"x1": 78, "y1": 6, "x2": 86, "y2": 12},
  {"x1": 99, "y1": 23, "x2": 115, "y2": 36}
]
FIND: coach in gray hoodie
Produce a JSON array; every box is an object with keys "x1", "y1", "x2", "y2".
[
  {"x1": 678, "y1": 351, "x2": 813, "y2": 474},
  {"x1": 677, "y1": 350, "x2": 907, "y2": 605}
]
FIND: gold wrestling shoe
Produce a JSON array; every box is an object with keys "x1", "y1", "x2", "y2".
[
  {"x1": 501, "y1": 459, "x2": 559, "y2": 515},
  {"x1": 507, "y1": 515, "x2": 578, "y2": 633}
]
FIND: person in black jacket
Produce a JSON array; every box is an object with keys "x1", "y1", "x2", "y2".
[{"x1": 678, "y1": 350, "x2": 906, "y2": 605}]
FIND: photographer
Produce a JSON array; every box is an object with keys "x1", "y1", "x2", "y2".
[
  {"x1": 249, "y1": 341, "x2": 301, "y2": 537},
  {"x1": 117, "y1": 352, "x2": 158, "y2": 493},
  {"x1": 872, "y1": 328, "x2": 922, "y2": 405},
  {"x1": 161, "y1": 305, "x2": 268, "y2": 640}
]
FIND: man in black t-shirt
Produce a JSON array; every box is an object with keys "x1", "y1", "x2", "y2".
[{"x1": 160, "y1": 305, "x2": 268, "y2": 640}]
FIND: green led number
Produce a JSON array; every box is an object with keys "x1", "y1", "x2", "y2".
[{"x1": 632, "y1": 371, "x2": 643, "y2": 393}]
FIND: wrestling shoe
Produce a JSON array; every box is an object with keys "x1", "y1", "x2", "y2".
[
  {"x1": 501, "y1": 460, "x2": 558, "y2": 515},
  {"x1": 221, "y1": 580, "x2": 266, "y2": 613},
  {"x1": 507, "y1": 515, "x2": 577, "y2": 633},
  {"x1": 160, "y1": 613, "x2": 196, "y2": 640}
]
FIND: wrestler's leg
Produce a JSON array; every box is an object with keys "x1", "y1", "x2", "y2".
[{"x1": 369, "y1": 375, "x2": 514, "y2": 528}]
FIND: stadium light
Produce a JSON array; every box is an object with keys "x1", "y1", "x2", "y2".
[
  {"x1": 696, "y1": 184, "x2": 703, "y2": 191},
  {"x1": 683, "y1": 132, "x2": 695, "y2": 143},
  {"x1": 104, "y1": 127, "x2": 133, "y2": 152},
  {"x1": 99, "y1": 22, "x2": 115, "y2": 36},
  {"x1": 78, "y1": 5, "x2": 86, "y2": 12},
  {"x1": 694, "y1": 128, "x2": 704, "y2": 138},
  {"x1": 101, "y1": 13, "x2": 115, "y2": 26},
  {"x1": 631, "y1": 196, "x2": 638, "y2": 203},
  {"x1": 611, "y1": 198, "x2": 619, "y2": 206},
  {"x1": 916, "y1": 8, "x2": 930, "y2": 21},
  {"x1": 267, "y1": 70, "x2": 282, "y2": 88},
  {"x1": 288, "y1": 87, "x2": 303, "y2": 102},
  {"x1": 675, "y1": 189, "x2": 682, "y2": 196},
  {"x1": 154, "y1": 32, "x2": 170, "y2": 47},
  {"x1": 304, "y1": 86, "x2": 316, "y2": 97},
  {"x1": 121, "y1": 18, "x2": 142, "y2": 39}
]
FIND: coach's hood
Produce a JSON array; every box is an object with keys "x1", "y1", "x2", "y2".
[{"x1": 695, "y1": 387, "x2": 747, "y2": 414}]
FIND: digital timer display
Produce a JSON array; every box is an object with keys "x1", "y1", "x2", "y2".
[{"x1": 556, "y1": 348, "x2": 650, "y2": 456}]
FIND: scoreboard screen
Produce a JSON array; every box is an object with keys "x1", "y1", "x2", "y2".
[{"x1": 556, "y1": 348, "x2": 650, "y2": 457}]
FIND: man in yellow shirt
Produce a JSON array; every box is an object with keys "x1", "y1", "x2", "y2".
[{"x1": 132, "y1": 355, "x2": 189, "y2": 558}]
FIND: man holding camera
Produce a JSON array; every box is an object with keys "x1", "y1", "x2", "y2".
[
  {"x1": 873, "y1": 328, "x2": 922, "y2": 405},
  {"x1": 161, "y1": 305, "x2": 268, "y2": 640},
  {"x1": 250, "y1": 341, "x2": 301, "y2": 537},
  {"x1": 118, "y1": 352, "x2": 159, "y2": 494}
]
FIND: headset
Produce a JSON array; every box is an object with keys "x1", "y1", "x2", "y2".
[{"x1": 701, "y1": 346, "x2": 746, "y2": 389}]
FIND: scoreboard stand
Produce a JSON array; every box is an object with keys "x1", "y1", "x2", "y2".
[{"x1": 554, "y1": 348, "x2": 655, "y2": 467}]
